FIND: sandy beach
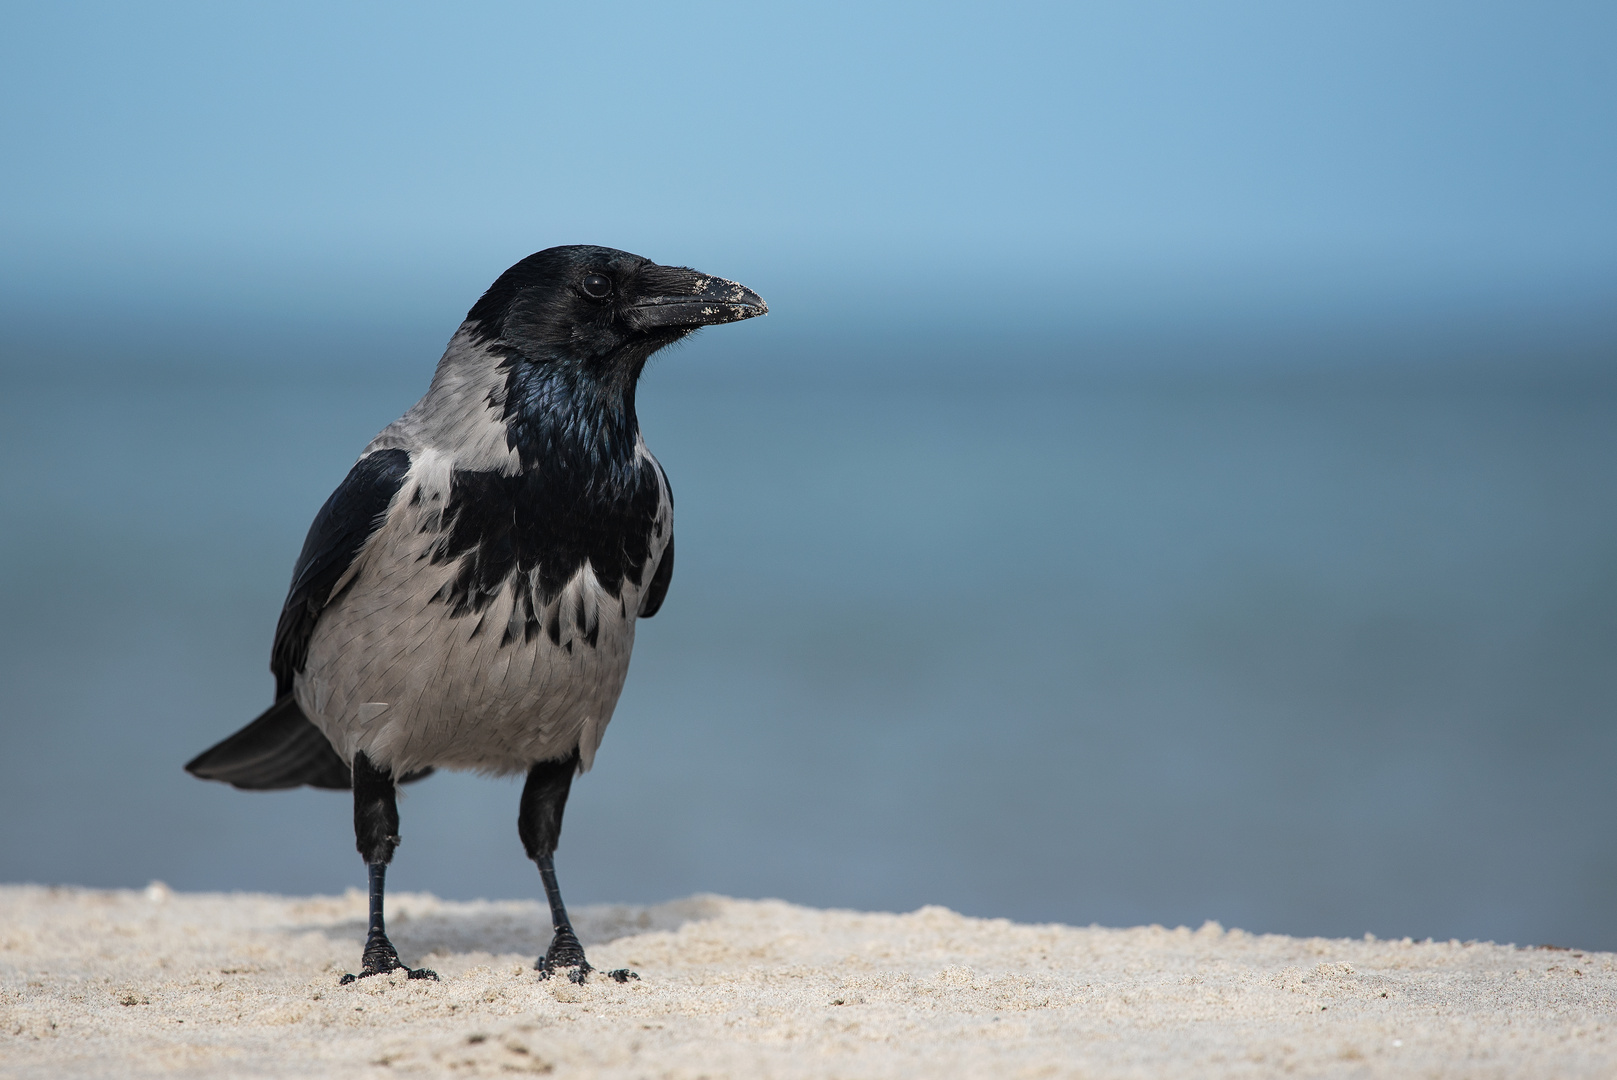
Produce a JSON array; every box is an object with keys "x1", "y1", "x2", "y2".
[{"x1": 2, "y1": 883, "x2": 1613, "y2": 1078}]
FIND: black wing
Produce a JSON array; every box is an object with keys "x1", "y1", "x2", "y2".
[
  {"x1": 638, "y1": 531, "x2": 674, "y2": 618},
  {"x1": 270, "y1": 448, "x2": 412, "y2": 696},
  {"x1": 638, "y1": 458, "x2": 674, "y2": 619},
  {"x1": 184, "y1": 448, "x2": 416, "y2": 793}
]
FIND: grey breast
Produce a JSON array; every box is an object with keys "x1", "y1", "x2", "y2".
[{"x1": 292, "y1": 329, "x2": 671, "y2": 778}]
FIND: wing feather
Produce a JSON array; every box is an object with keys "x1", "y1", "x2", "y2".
[
  {"x1": 638, "y1": 532, "x2": 673, "y2": 618},
  {"x1": 185, "y1": 447, "x2": 416, "y2": 792},
  {"x1": 270, "y1": 448, "x2": 412, "y2": 696}
]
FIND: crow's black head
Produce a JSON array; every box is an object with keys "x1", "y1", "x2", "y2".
[{"x1": 466, "y1": 245, "x2": 766, "y2": 385}]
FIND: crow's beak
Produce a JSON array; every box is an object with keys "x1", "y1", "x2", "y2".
[{"x1": 626, "y1": 266, "x2": 768, "y2": 331}]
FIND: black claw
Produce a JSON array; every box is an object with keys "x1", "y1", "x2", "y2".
[
  {"x1": 340, "y1": 934, "x2": 437, "y2": 984},
  {"x1": 339, "y1": 963, "x2": 439, "y2": 985},
  {"x1": 535, "y1": 957, "x2": 591, "y2": 980},
  {"x1": 533, "y1": 944, "x2": 638, "y2": 985},
  {"x1": 536, "y1": 926, "x2": 593, "y2": 980},
  {"x1": 534, "y1": 961, "x2": 636, "y2": 984}
]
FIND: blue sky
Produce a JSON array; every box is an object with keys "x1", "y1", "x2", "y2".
[{"x1": 2, "y1": 1, "x2": 1613, "y2": 337}]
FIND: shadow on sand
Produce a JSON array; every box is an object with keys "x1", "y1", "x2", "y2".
[{"x1": 297, "y1": 894, "x2": 727, "y2": 960}]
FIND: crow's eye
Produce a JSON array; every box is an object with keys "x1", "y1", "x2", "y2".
[{"x1": 579, "y1": 273, "x2": 612, "y2": 300}]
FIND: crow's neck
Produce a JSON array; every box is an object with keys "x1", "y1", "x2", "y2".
[
  {"x1": 500, "y1": 362, "x2": 643, "y2": 492},
  {"x1": 428, "y1": 359, "x2": 661, "y2": 616}
]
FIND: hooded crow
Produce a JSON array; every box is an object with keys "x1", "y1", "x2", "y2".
[{"x1": 187, "y1": 246, "x2": 766, "y2": 983}]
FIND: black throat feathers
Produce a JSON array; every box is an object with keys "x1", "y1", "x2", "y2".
[{"x1": 427, "y1": 356, "x2": 665, "y2": 643}]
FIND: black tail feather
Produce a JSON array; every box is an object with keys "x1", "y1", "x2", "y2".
[
  {"x1": 186, "y1": 696, "x2": 437, "y2": 791},
  {"x1": 186, "y1": 696, "x2": 354, "y2": 790}
]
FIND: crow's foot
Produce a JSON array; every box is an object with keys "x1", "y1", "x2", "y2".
[
  {"x1": 534, "y1": 928, "x2": 638, "y2": 984},
  {"x1": 338, "y1": 965, "x2": 439, "y2": 985},
  {"x1": 338, "y1": 935, "x2": 439, "y2": 985},
  {"x1": 536, "y1": 927, "x2": 590, "y2": 982},
  {"x1": 535, "y1": 960, "x2": 639, "y2": 984}
]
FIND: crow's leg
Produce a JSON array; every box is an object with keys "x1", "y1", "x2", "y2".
[
  {"x1": 519, "y1": 751, "x2": 636, "y2": 984},
  {"x1": 339, "y1": 751, "x2": 437, "y2": 984}
]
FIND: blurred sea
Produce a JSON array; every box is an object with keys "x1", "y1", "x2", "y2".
[{"x1": 2, "y1": 321, "x2": 1614, "y2": 949}]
